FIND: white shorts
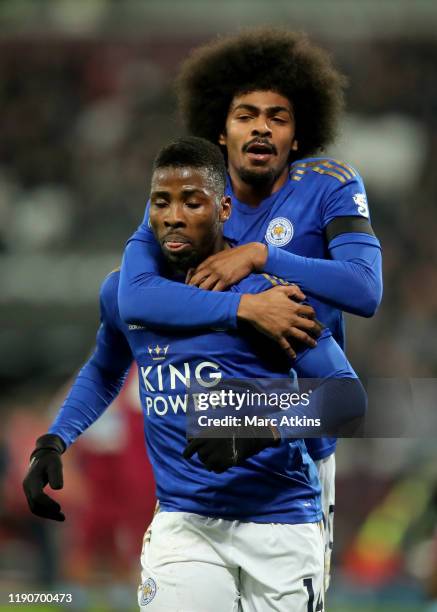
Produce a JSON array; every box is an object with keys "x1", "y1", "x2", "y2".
[
  {"x1": 315, "y1": 453, "x2": 336, "y2": 591},
  {"x1": 138, "y1": 511, "x2": 324, "y2": 612}
]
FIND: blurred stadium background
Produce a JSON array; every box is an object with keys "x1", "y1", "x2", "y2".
[{"x1": 1, "y1": 1, "x2": 437, "y2": 610}]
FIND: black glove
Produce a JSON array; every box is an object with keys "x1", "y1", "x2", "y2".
[
  {"x1": 183, "y1": 424, "x2": 281, "y2": 473},
  {"x1": 23, "y1": 433, "x2": 66, "y2": 521}
]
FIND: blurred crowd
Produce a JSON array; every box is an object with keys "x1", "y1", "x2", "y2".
[{"x1": 1, "y1": 27, "x2": 437, "y2": 611}]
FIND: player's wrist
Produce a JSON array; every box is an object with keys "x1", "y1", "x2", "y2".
[
  {"x1": 251, "y1": 242, "x2": 268, "y2": 272},
  {"x1": 236, "y1": 294, "x2": 259, "y2": 324},
  {"x1": 32, "y1": 434, "x2": 66, "y2": 458}
]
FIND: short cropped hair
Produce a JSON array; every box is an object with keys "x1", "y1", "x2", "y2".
[
  {"x1": 176, "y1": 28, "x2": 346, "y2": 158},
  {"x1": 153, "y1": 136, "x2": 227, "y2": 196}
]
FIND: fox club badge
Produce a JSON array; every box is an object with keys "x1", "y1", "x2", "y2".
[
  {"x1": 352, "y1": 192, "x2": 369, "y2": 217},
  {"x1": 139, "y1": 577, "x2": 157, "y2": 606},
  {"x1": 265, "y1": 217, "x2": 294, "y2": 247}
]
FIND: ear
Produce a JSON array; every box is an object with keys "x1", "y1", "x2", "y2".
[
  {"x1": 291, "y1": 139, "x2": 298, "y2": 151},
  {"x1": 219, "y1": 196, "x2": 232, "y2": 223},
  {"x1": 218, "y1": 132, "x2": 227, "y2": 146}
]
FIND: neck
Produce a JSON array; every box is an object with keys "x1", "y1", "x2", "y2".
[
  {"x1": 209, "y1": 233, "x2": 229, "y2": 258},
  {"x1": 227, "y1": 165, "x2": 289, "y2": 207}
]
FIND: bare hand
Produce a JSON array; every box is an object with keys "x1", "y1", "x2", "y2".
[
  {"x1": 187, "y1": 243, "x2": 268, "y2": 291},
  {"x1": 237, "y1": 285, "x2": 322, "y2": 359}
]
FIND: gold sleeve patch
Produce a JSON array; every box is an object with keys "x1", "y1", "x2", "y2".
[
  {"x1": 262, "y1": 273, "x2": 291, "y2": 287},
  {"x1": 290, "y1": 159, "x2": 357, "y2": 183},
  {"x1": 312, "y1": 166, "x2": 348, "y2": 183},
  {"x1": 330, "y1": 159, "x2": 357, "y2": 178}
]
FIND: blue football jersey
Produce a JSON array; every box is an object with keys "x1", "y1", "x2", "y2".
[
  {"x1": 50, "y1": 265, "x2": 364, "y2": 523},
  {"x1": 86, "y1": 270, "x2": 358, "y2": 524}
]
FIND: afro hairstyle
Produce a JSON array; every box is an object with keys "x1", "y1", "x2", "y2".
[{"x1": 176, "y1": 28, "x2": 347, "y2": 159}]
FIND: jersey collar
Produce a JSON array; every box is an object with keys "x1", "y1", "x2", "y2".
[{"x1": 225, "y1": 171, "x2": 295, "y2": 215}]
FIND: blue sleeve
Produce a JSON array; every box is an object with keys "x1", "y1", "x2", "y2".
[
  {"x1": 320, "y1": 167, "x2": 371, "y2": 224},
  {"x1": 294, "y1": 330, "x2": 356, "y2": 379},
  {"x1": 48, "y1": 274, "x2": 133, "y2": 449},
  {"x1": 276, "y1": 332, "x2": 367, "y2": 439},
  {"x1": 265, "y1": 233, "x2": 382, "y2": 317},
  {"x1": 118, "y1": 204, "x2": 241, "y2": 330},
  {"x1": 264, "y1": 167, "x2": 382, "y2": 317}
]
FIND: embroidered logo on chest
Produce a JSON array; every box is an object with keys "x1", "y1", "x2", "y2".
[{"x1": 265, "y1": 217, "x2": 294, "y2": 247}]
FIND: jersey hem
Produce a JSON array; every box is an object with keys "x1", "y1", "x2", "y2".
[{"x1": 158, "y1": 503, "x2": 322, "y2": 524}]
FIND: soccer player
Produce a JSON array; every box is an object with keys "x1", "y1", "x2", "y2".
[
  {"x1": 117, "y1": 29, "x2": 383, "y2": 587},
  {"x1": 24, "y1": 138, "x2": 366, "y2": 612}
]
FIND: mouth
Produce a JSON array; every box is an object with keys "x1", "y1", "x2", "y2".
[
  {"x1": 162, "y1": 234, "x2": 192, "y2": 252},
  {"x1": 244, "y1": 140, "x2": 276, "y2": 164}
]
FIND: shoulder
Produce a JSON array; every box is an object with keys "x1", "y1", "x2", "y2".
[
  {"x1": 100, "y1": 267, "x2": 120, "y2": 307},
  {"x1": 289, "y1": 157, "x2": 362, "y2": 186}
]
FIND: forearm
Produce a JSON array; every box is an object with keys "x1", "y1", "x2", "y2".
[
  {"x1": 48, "y1": 358, "x2": 129, "y2": 448},
  {"x1": 264, "y1": 237, "x2": 382, "y2": 317},
  {"x1": 275, "y1": 376, "x2": 367, "y2": 440},
  {"x1": 118, "y1": 238, "x2": 240, "y2": 330}
]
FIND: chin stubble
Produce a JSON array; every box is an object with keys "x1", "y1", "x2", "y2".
[
  {"x1": 237, "y1": 166, "x2": 278, "y2": 188},
  {"x1": 163, "y1": 248, "x2": 200, "y2": 275}
]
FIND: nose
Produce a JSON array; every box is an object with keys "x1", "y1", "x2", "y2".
[
  {"x1": 251, "y1": 115, "x2": 272, "y2": 138},
  {"x1": 163, "y1": 203, "x2": 186, "y2": 228}
]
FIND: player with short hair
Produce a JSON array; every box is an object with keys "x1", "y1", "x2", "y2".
[
  {"x1": 117, "y1": 29, "x2": 383, "y2": 589},
  {"x1": 24, "y1": 137, "x2": 366, "y2": 611}
]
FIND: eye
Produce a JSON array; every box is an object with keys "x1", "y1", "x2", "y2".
[
  {"x1": 152, "y1": 201, "x2": 168, "y2": 209},
  {"x1": 272, "y1": 116, "x2": 288, "y2": 124},
  {"x1": 235, "y1": 114, "x2": 253, "y2": 121},
  {"x1": 186, "y1": 202, "x2": 202, "y2": 209}
]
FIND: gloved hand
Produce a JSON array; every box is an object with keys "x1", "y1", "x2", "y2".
[
  {"x1": 23, "y1": 433, "x2": 66, "y2": 521},
  {"x1": 183, "y1": 424, "x2": 281, "y2": 473}
]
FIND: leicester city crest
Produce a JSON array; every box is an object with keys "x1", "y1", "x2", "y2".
[
  {"x1": 265, "y1": 217, "x2": 294, "y2": 247},
  {"x1": 139, "y1": 577, "x2": 157, "y2": 606}
]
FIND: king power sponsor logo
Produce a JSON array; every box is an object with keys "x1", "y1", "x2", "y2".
[{"x1": 140, "y1": 361, "x2": 221, "y2": 416}]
